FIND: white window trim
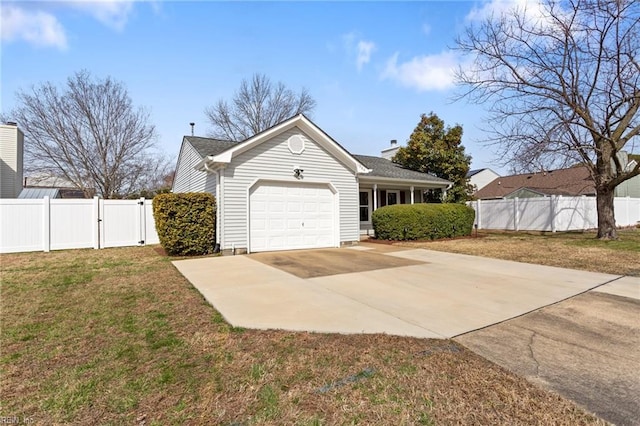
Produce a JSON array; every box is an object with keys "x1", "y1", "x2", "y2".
[{"x1": 359, "y1": 189, "x2": 373, "y2": 224}]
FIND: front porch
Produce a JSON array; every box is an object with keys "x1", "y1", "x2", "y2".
[{"x1": 358, "y1": 182, "x2": 446, "y2": 236}]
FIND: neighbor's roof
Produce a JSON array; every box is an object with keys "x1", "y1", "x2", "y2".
[
  {"x1": 18, "y1": 187, "x2": 60, "y2": 199},
  {"x1": 467, "y1": 169, "x2": 484, "y2": 178},
  {"x1": 474, "y1": 166, "x2": 596, "y2": 199},
  {"x1": 185, "y1": 136, "x2": 238, "y2": 157},
  {"x1": 354, "y1": 155, "x2": 451, "y2": 185}
]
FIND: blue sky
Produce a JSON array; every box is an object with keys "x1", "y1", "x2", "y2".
[{"x1": 1, "y1": 0, "x2": 507, "y2": 173}]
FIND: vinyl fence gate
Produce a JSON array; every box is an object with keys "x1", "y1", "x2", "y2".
[{"x1": 0, "y1": 196, "x2": 160, "y2": 254}]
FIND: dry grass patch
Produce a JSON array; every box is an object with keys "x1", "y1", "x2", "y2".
[
  {"x1": 1, "y1": 246, "x2": 605, "y2": 424},
  {"x1": 397, "y1": 228, "x2": 640, "y2": 276}
]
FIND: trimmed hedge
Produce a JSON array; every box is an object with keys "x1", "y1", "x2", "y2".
[
  {"x1": 153, "y1": 193, "x2": 216, "y2": 256},
  {"x1": 372, "y1": 203, "x2": 475, "y2": 241}
]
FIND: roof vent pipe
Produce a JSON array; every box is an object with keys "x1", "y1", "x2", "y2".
[{"x1": 189, "y1": 122, "x2": 195, "y2": 136}]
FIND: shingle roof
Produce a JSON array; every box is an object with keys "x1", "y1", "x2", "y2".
[
  {"x1": 183, "y1": 136, "x2": 450, "y2": 185},
  {"x1": 474, "y1": 166, "x2": 596, "y2": 199},
  {"x1": 353, "y1": 155, "x2": 451, "y2": 184},
  {"x1": 185, "y1": 136, "x2": 238, "y2": 157},
  {"x1": 467, "y1": 169, "x2": 484, "y2": 178}
]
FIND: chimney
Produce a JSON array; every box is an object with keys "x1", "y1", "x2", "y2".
[
  {"x1": 189, "y1": 122, "x2": 195, "y2": 136},
  {"x1": 381, "y1": 139, "x2": 400, "y2": 160}
]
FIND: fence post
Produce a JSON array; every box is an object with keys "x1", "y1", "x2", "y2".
[
  {"x1": 92, "y1": 196, "x2": 100, "y2": 249},
  {"x1": 139, "y1": 197, "x2": 146, "y2": 246},
  {"x1": 514, "y1": 197, "x2": 520, "y2": 231},
  {"x1": 476, "y1": 199, "x2": 482, "y2": 230},
  {"x1": 43, "y1": 196, "x2": 50, "y2": 252},
  {"x1": 550, "y1": 195, "x2": 557, "y2": 232}
]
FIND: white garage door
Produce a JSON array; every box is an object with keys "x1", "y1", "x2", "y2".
[{"x1": 249, "y1": 182, "x2": 335, "y2": 252}]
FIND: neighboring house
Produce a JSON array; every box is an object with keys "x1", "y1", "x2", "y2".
[
  {"x1": 18, "y1": 187, "x2": 86, "y2": 199},
  {"x1": 20, "y1": 174, "x2": 88, "y2": 199},
  {"x1": 0, "y1": 123, "x2": 24, "y2": 198},
  {"x1": 172, "y1": 114, "x2": 451, "y2": 254},
  {"x1": 474, "y1": 159, "x2": 640, "y2": 200},
  {"x1": 474, "y1": 167, "x2": 596, "y2": 199},
  {"x1": 468, "y1": 168, "x2": 500, "y2": 192},
  {"x1": 0, "y1": 122, "x2": 87, "y2": 199},
  {"x1": 613, "y1": 152, "x2": 640, "y2": 198}
]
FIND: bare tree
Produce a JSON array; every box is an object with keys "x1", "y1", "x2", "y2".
[
  {"x1": 7, "y1": 70, "x2": 168, "y2": 198},
  {"x1": 205, "y1": 73, "x2": 317, "y2": 141},
  {"x1": 456, "y1": 0, "x2": 640, "y2": 239}
]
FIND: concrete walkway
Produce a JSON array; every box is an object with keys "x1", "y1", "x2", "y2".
[{"x1": 172, "y1": 247, "x2": 628, "y2": 339}]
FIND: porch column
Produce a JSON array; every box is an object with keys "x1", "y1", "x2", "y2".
[
  {"x1": 410, "y1": 186, "x2": 414, "y2": 204},
  {"x1": 373, "y1": 184, "x2": 378, "y2": 211}
]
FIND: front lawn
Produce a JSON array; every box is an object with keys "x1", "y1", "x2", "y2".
[
  {"x1": 399, "y1": 228, "x2": 640, "y2": 276},
  {"x1": 1, "y1": 246, "x2": 604, "y2": 424}
]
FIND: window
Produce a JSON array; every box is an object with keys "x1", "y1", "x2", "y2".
[
  {"x1": 387, "y1": 190, "x2": 400, "y2": 205},
  {"x1": 359, "y1": 191, "x2": 369, "y2": 222}
]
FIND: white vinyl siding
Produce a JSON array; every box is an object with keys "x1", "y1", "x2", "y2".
[
  {"x1": 172, "y1": 141, "x2": 217, "y2": 193},
  {"x1": 221, "y1": 127, "x2": 358, "y2": 250},
  {"x1": 0, "y1": 125, "x2": 24, "y2": 198}
]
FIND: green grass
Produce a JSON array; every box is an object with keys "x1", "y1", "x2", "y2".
[{"x1": 0, "y1": 246, "x2": 607, "y2": 425}]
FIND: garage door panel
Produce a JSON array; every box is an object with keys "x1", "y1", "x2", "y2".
[{"x1": 250, "y1": 182, "x2": 335, "y2": 252}]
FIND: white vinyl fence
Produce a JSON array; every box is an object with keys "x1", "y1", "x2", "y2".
[
  {"x1": 470, "y1": 196, "x2": 640, "y2": 232},
  {"x1": 0, "y1": 197, "x2": 159, "y2": 254}
]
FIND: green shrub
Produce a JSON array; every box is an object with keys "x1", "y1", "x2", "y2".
[
  {"x1": 153, "y1": 193, "x2": 216, "y2": 256},
  {"x1": 372, "y1": 203, "x2": 475, "y2": 241}
]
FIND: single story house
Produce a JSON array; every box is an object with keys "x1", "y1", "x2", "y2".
[
  {"x1": 475, "y1": 155, "x2": 639, "y2": 200},
  {"x1": 474, "y1": 167, "x2": 596, "y2": 199},
  {"x1": 172, "y1": 114, "x2": 451, "y2": 254}
]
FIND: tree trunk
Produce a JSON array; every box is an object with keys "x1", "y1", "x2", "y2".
[{"x1": 595, "y1": 185, "x2": 617, "y2": 239}]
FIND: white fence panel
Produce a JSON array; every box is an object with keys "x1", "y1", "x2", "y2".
[
  {"x1": 101, "y1": 199, "x2": 141, "y2": 248},
  {"x1": 144, "y1": 200, "x2": 160, "y2": 245},
  {"x1": 0, "y1": 197, "x2": 160, "y2": 253},
  {"x1": 614, "y1": 197, "x2": 640, "y2": 227},
  {"x1": 473, "y1": 196, "x2": 639, "y2": 231},
  {"x1": 518, "y1": 197, "x2": 552, "y2": 231},
  {"x1": 554, "y1": 196, "x2": 596, "y2": 231},
  {"x1": 50, "y1": 199, "x2": 95, "y2": 250},
  {"x1": 0, "y1": 199, "x2": 45, "y2": 253},
  {"x1": 480, "y1": 199, "x2": 514, "y2": 230}
]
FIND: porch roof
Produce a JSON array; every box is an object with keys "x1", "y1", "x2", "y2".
[{"x1": 354, "y1": 155, "x2": 451, "y2": 188}]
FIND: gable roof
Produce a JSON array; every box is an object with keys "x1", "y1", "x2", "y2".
[
  {"x1": 183, "y1": 115, "x2": 451, "y2": 187},
  {"x1": 467, "y1": 169, "x2": 484, "y2": 178},
  {"x1": 195, "y1": 114, "x2": 370, "y2": 174},
  {"x1": 354, "y1": 155, "x2": 450, "y2": 186},
  {"x1": 474, "y1": 166, "x2": 596, "y2": 199},
  {"x1": 185, "y1": 136, "x2": 237, "y2": 157}
]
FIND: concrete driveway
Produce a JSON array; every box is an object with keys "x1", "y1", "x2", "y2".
[
  {"x1": 172, "y1": 244, "x2": 626, "y2": 339},
  {"x1": 456, "y1": 280, "x2": 640, "y2": 426},
  {"x1": 173, "y1": 245, "x2": 640, "y2": 425}
]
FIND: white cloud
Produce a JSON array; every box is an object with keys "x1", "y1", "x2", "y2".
[
  {"x1": 356, "y1": 40, "x2": 376, "y2": 71},
  {"x1": 1, "y1": 1, "x2": 140, "y2": 50},
  {"x1": 342, "y1": 31, "x2": 376, "y2": 71},
  {"x1": 381, "y1": 51, "x2": 461, "y2": 92},
  {"x1": 1, "y1": 5, "x2": 68, "y2": 50},
  {"x1": 466, "y1": 0, "x2": 557, "y2": 30},
  {"x1": 68, "y1": 0, "x2": 135, "y2": 32}
]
